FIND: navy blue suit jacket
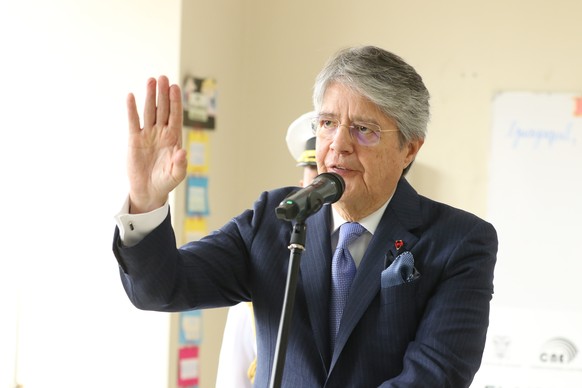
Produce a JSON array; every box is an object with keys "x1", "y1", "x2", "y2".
[{"x1": 113, "y1": 178, "x2": 497, "y2": 387}]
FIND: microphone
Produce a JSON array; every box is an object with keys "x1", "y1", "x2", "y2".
[{"x1": 276, "y1": 172, "x2": 345, "y2": 221}]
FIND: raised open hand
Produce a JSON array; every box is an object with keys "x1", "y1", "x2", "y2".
[{"x1": 126, "y1": 76, "x2": 187, "y2": 214}]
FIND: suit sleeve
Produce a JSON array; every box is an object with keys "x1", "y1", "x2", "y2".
[{"x1": 111, "y1": 188, "x2": 292, "y2": 312}]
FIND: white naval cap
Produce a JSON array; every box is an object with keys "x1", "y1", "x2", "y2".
[{"x1": 285, "y1": 111, "x2": 317, "y2": 166}]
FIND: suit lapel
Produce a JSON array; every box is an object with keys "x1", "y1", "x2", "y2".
[
  {"x1": 300, "y1": 204, "x2": 333, "y2": 369},
  {"x1": 330, "y1": 178, "x2": 423, "y2": 367}
]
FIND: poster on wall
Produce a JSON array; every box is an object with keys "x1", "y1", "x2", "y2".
[
  {"x1": 182, "y1": 75, "x2": 217, "y2": 129},
  {"x1": 187, "y1": 130, "x2": 210, "y2": 174},
  {"x1": 177, "y1": 345, "x2": 200, "y2": 387},
  {"x1": 186, "y1": 176, "x2": 209, "y2": 216},
  {"x1": 179, "y1": 310, "x2": 203, "y2": 345},
  {"x1": 471, "y1": 92, "x2": 582, "y2": 387},
  {"x1": 177, "y1": 312, "x2": 202, "y2": 387}
]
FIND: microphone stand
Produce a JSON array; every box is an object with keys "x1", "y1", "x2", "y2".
[{"x1": 269, "y1": 220, "x2": 307, "y2": 388}]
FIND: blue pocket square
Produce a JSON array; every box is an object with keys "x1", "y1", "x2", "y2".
[{"x1": 381, "y1": 251, "x2": 420, "y2": 287}]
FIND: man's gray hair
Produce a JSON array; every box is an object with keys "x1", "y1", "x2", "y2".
[{"x1": 312, "y1": 45, "x2": 430, "y2": 145}]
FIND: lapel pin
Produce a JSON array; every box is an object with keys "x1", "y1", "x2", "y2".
[{"x1": 394, "y1": 240, "x2": 404, "y2": 251}]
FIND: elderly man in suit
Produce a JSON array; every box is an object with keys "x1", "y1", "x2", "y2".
[{"x1": 113, "y1": 45, "x2": 497, "y2": 387}]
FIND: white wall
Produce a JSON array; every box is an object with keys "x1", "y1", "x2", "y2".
[
  {"x1": 0, "y1": 1, "x2": 181, "y2": 387},
  {"x1": 204, "y1": 0, "x2": 582, "y2": 220}
]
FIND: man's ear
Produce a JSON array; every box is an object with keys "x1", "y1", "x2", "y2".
[{"x1": 404, "y1": 138, "x2": 424, "y2": 168}]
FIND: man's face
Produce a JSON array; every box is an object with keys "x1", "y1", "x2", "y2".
[{"x1": 315, "y1": 82, "x2": 423, "y2": 220}]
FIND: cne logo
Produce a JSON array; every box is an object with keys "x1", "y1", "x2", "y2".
[{"x1": 539, "y1": 337, "x2": 578, "y2": 364}]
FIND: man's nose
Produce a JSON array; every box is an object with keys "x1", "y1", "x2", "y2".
[{"x1": 330, "y1": 125, "x2": 355, "y2": 151}]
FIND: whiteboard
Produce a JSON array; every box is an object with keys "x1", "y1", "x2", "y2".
[{"x1": 472, "y1": 92, "x2": 582, "y2": 387}]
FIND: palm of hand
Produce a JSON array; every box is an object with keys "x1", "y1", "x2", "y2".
[{"x1": 126, "y1": 76, "x2": 187, "y2": 213}]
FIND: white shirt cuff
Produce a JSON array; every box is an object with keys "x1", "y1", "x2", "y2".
[{"x1": 114, "y1": 196, "x2": 169, "y2": 247}]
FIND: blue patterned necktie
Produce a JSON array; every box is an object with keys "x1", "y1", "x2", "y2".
[{"x1": 330, "y1": 222, "x2": 366, "y2": 350}]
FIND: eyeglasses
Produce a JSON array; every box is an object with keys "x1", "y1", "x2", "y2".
[{"x1": 311, "y1": 115, "x2": 399, "y2": 146}]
